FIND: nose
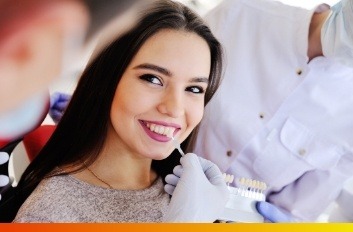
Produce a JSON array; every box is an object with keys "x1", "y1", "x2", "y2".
[{"x1": 157, "y1": 89, "x2": 185, "y2": 118}]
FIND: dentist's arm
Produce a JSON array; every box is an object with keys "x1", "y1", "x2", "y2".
[{"x1": 163, "y1": 153, "x2": 229, "y2": 222}]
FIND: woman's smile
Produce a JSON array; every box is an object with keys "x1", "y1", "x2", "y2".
[{"x1": 139, "y1": 119, "x2": 180, "y2": 142}]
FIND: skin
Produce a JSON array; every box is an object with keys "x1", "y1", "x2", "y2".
[
  {"x1": 0, "y1": 0, "x2": 90, "y2": 113},
  {"x1": 74, "y1": 29, "x2": 211, "y2": 190},
  {"x1": 0, "y1": 0, "x2": 142, "y2": 115},
  {"x1": 308, "y1": 10, "x2": 331, "y2": 61}
]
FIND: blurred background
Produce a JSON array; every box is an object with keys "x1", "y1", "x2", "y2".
[
  {"x1": 47, "y1": 0, "x2": 341, "y2": 104},
  {"x1": 179, "y1": 0, "x2": 340, "y2": 15},
  {"x1": 10, "y1": 0, "x2": 351, "y2": 223},
  {"x1": 48, "y1": 0, "x2": 341, "y2": 105}
]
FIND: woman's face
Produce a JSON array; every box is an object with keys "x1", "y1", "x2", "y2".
[{"x1": 109, "y1": 29, "x2": 211, "y2": 160}]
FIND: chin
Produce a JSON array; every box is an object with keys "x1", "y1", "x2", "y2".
[
  {"x1": 151, "y1": 153, "x2": 170, "y2": 161},
  {"x1": 146, "y1": 149, "x2": 172, "y2": 160},
  {"x1": 140, "y1": 147, "x2": 174, "y2": 160}
]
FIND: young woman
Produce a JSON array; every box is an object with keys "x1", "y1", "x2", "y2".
[{"x1": 11, "y1": 0, "x2": 224, "y2": 222}]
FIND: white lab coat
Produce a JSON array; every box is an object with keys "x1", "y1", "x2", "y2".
[{"x1": 194, "y1": 0, "x2": 353, "y2": 220}]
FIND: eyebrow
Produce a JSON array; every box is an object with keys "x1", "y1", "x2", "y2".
[
  {"x1": 133, "y1": 63, "x2": 172, "y2": 76},
  {"x1": 133, "y1": 63, "x2": 209, "y2": 84}
]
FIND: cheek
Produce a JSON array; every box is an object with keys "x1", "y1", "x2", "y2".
[
  {"x1": 186, "y1": 103, "x2": 204, "y2": 128},
  {"x1": 111, "y1": 83, "x2": 155, "y2": 121},
  {"x1": 110, "y1": 87, "x2": 133, "y2": 126}
]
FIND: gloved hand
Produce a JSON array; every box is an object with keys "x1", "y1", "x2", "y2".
[
  {"x1": 163, "y1": 153, "x2": 229, "y2": 222},
  {"x1": 256, "y1": 201, "x2": 296, "y2": 222},
  {"x1": 49, "y1": 92, "x2": 71, "y2": 124}
]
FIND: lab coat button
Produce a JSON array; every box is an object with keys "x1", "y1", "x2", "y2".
[
  {"x1": 259, "y1": 113, "x2": 265, "y2": 119},
  {"x1": 298, "y1": 149, "x2": 306, "y2": 156},
  {"x1": 296, "y1": 68, "x2": 303, "y2": 75},
  {"x1": 226, "y1": 150, "x2": 232, "y2": 157}
]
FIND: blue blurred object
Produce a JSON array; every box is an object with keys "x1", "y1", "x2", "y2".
[
  {"x1": 49, "y1": 92, "x2": 71, "y2": 124},
  {"x1": 256, "y1": 201, "x2": 294, "y2": 222}
]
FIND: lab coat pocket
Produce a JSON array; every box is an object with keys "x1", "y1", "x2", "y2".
[
  {"x1": 253, "y1": 117, "x2": 342, "y2": 187},
  {"x1": 280, "y1": 117, "x2": 342, "y2": 170}
]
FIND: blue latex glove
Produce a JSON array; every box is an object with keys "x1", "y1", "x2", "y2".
[
  {"x1": 256, "y1": 201, "x2": 295, "y2": 222},
  {"x1": 49, "y1": 92, "x2": 71, "y2": 124},
  {"x1": 163, "y1": 153, "x2": 229, "y2": 222}
]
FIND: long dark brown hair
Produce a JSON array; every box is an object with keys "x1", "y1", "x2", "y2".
[{"x1": 0, "y1": 0, "x2": 223, "y2": 221}]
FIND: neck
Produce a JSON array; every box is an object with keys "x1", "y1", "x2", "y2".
[
  {"x1": 88, "y1": 152, "x2": 157, "y2": 190},
  {"x1": 74, "y1": 127, "x2": 157, "y2": 190},
  {"x1": 307, "y1": 10, "x2": 330, "y2": 61}
]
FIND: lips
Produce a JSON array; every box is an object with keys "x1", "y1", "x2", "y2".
[{"x1": 139, "y1": 120, "x2": 181, "y2": 142}]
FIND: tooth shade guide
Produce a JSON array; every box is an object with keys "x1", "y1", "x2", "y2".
[
  {"x1": 166, "y1": 129, "x2": 174, "y2": 139},
  {"x1": 223, "y1": 173, "x2": 234, "y2": 185},
  {"x1": 219, "y1": 176, "x2": 267, "y2": 222},
  {"x1": 222, "y1": 176, "x2": 268, "y2": 201}
]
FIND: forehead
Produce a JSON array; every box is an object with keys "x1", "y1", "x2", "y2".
[{"x1": 129, "y1": 29, "x2": 211, "y2": 77}]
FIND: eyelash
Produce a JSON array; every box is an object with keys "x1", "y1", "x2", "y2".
[
  {"x1": 139, "y1": 74, "x2": 205, "y2": 94},
  {"x1": 186, "y1": 86, "x2": 205, "y2": 94},
  {"x1": 139, "y1": 74, "x2": 162, "y2": 86}
]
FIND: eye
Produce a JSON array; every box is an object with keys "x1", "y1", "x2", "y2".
[
  {"x1": 185, "y1": 86, "x2": 205, "y2": 94},
  {"x1": 139, "y1": 74, "x2": 162, "y2": 86}
]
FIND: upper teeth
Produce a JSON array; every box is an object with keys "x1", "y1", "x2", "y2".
[{"x1": 146, "y1": 123, "x2": 176, "y2": 137}]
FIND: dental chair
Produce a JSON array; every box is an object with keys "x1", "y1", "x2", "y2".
[
  {"x1": 0, "y1": 124, "x2": 56, "y2": 222},
  {"x1": 0, "y1": 95, "x2": 54, "y2": 222}
]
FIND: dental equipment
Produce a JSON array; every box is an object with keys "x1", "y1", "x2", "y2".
[
  {"x1": 165, "y1": 131, "x2": 266, "y2": 222},
  {"x1": 171, "y1": 136, "x2": 185, "y2": 156},
  {"x1": 217, "y1": 175, "x2": 267, "y2": 223},
  {"x1": 166, "y1": 130, "x2": 185, "y2": 156}
]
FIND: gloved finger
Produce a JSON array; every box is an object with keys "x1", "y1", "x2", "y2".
[
  {"x1": 180, "y1": 153, "x2": 226, "y2": 187},
  {"x1": 179, "y1": 153, "x2": 200, "y2": 169},
  {"x1": 181, "y1": 154, "x2": 225, "y2": 186},
  {"x1": 49, "y1": 109, "x2": 63, "y2": 119},
  {"x1": 164, "y1": 184, "x2": 176, "y2": 195},
  {"x1": 165, "y1": 174, "x2": 180, "y2": 186},
  {"x1": 256, "y1": 201, "x2": 293, "y2": 223},
  {"x1": 197, "y1": 156, "x2": 225, "y2": 186},
  {"x1": 50, "y1": 92, "x2": 71, "y2": 107},
  {"x1": 54, "y1": 101, "x2": 69, "y2": 110},
  {"x1": 172, "y1": 165, "x2": 183, "y2": 177},
  {"x1": 0, "y1": 175, "x2": 9, "y2": 187},
  {"x1": 49, "y1": 109, "x2": 63, "y2": 123},
  {"x1": 0, "y1": 152, "x2": 9, "y2": 165},
  {"x1": 49, "y1": 93, "x2": 61, "y2": 108},
  {"x1": 57, "y1": 93, "x2": 72, "y2": 102}
]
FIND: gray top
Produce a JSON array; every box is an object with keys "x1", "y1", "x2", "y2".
[{"x1": 14, "y1": 174, "x2": 170, "y2": 222}]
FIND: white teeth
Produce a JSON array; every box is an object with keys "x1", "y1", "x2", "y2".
[
  {"x1": 150, "y1": 124, "x2": 155, "y2": 132},
  {"x1": 166, "y1": 129, "x2": 174, "y2": 138},
  {"x1": 158, "y1": 126, "x2": 164, "y2": 134},
  {"x1": 164, "y1": 127, "x2": 170, "y2": 137},
  {"x1": 145, "y1": 122, "x2": 176, "y2": 136}
]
